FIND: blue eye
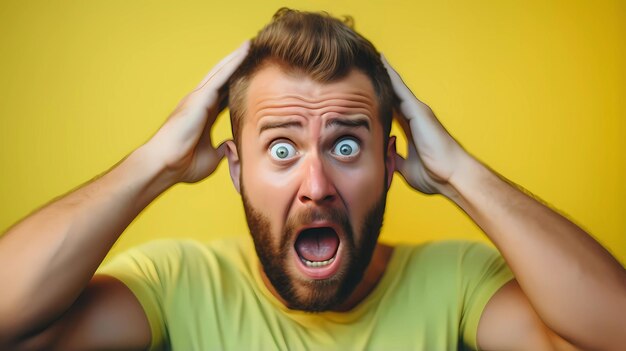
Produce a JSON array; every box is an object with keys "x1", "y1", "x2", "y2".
[
  {"x1": 270, "y1": 142, "x2": 297, "y2": 160},
  {"x1": 333, "y1": 138, "x2": 360, "y2": 157}
]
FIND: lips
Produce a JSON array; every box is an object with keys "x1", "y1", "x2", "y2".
[{"x1": 293, "y1": 223, "x2": 343, "y2": 280}]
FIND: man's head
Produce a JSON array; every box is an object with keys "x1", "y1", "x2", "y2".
[
  {"x1": 229, "y1": 8, "x2": 394, "y2": 146},
  {"x1": 225, "y1": 8, "x2": 396, "y2": 312}
]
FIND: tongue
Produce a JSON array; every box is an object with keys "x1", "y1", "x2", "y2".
[{"x1": 295, "y1": 227, "x2": 339, "y2": 262}]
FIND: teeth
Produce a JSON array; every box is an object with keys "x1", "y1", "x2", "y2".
[{"x1": 300, "y1": 256, "x2": 335, "y2": 268}]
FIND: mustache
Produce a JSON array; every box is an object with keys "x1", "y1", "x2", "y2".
[{"x1": 290, "y1": 207, "x2": 346, "y2": 226}]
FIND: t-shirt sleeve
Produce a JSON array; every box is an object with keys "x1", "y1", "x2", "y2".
[
  {"x1": 95, "y1": 239, "x2": 182, "y2": 351},
  {"x1": 458, "y1": 242, "x2": 514, "y2": 350}
]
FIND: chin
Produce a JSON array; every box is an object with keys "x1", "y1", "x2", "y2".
[{"x1": 241, "y1": 180, "x2": 389, "y2": 312}]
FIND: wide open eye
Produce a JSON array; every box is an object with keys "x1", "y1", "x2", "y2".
[
  {"x1": 270, "y1": 142, "x2": 297, "y2": 160},
  {"x1": 332, "y1": 137, "x2": 360, "y2": 157}
]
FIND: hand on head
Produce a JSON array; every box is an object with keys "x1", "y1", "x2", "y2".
[
  {"x1": 141, "y1": 41, "x2": 467, "y2": 193},
  {"x1": 143, "y1": 41, "x2": 250, "y2": 184},
  {"x1": 381, "y1": 54, "x2": 470, "y2": 197}
]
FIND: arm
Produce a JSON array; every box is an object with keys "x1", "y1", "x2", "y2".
[
  {"x1": 0, "y1": 42, "x2": 249, "y2": 350},
  {"x1": 0, "y1": 143, "x2": 166, "y2": 350},
  {"x1": 381, "y1": 55, "x2": 626, "y2": 350},
  {"x1": 453, "y1": 156, "x2": 626, "y2": 350}
]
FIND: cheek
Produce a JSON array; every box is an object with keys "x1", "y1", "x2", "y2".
[
  {"x1": 240, "y1": 135, "x2": 294, "y2": 206},
  {"x1": 241, "y1": 157, "x2": 300, "y2": 220},
  {"x1": 249, "y1": 168, "x2": 299, "y2": 202},
  {"x1": 331, "y1": 158, "x2": 386, "y2": 220},
  {"x1": 240, "y1": 138, "x2": 386, "y2": 233}
]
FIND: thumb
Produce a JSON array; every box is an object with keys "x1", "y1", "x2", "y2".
[
  {"x1": 394, "y1": 152, "x2": 408, "y2": 178},
  {"x1": 215, "y1": 140, "x2": 230, "y2": 161}
]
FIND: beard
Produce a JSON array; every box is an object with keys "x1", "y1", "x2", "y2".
[{"x1": 241, "y1": 184, "x2": 388, "y2": 312}]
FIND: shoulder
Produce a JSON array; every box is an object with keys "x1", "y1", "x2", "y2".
[
  {"x1": 393, "y1": 240, "x2": 511, "y2": 292},
  {"x1": 382, "y1": 240, "x2": 491, "y2": 295},
  {"x1": 398, "y1": 240, "x2": 500, "y2": 269},
  {"x1": 118, "y1": 236, "x2": 252, "y2": 260},
  {"x1": 99, "y1": 236, "x2": 254, "y2": 281}
]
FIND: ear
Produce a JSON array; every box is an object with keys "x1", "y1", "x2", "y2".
[
  {"x1": 224, "y1": 140, "x2": 241, "y2": 193},
  {"x1": 385, "y1": 136, "x2": 397, "y2": 190}
]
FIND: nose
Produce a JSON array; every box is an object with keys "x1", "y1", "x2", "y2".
[{"x1": 297, "y1": 152, "x2": 338, "y2": 205}]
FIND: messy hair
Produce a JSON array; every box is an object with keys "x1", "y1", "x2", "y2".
[{"x1": 228, "y1": 8, "x2": 394, "y2": 147}]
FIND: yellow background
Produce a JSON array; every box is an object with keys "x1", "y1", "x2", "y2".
[{"x1": 1, "y1": 0, "x2": 624, "y2": 265}]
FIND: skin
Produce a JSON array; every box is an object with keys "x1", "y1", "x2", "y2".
[
  {"x1": 0, "y1": 41, "x2": 624, "y2": 351},
  {"x1": 382, "y1": 56, "x2": 626, "y2": 350},
  {"x1": 224, "y1": 64, "x2": 397, "y2": 311},
  {"x1": 0, "y1": 43, "x2": 251, "y2": 350}
]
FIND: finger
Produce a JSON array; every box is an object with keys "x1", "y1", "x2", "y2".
[
  {"x1": 380, "y1": 54, "x2": 418, "y2": 105},
  {"x1": 381, "y1": 54, "x2": 434, "y2": 124},
  {"x1": 214, "y1": 140, "x2": 229, "y2": 161},
  {"x1": 172, "y1": 40, "x2": 250, "y2": 115},
  {"x1": 195, "y1": 139, "x2": 229, "y2": 173},
  {"x1": 394, "y1": 152, "x2": 407, "y2": 175},
  {"x1": 196, "y1": 115, "x2": 215, "y2": 149},
  {"x1": 173, "y1": 40, "x2": 250, "y2": 118},
  {"x1": 194, "y1": 40, "x2": 250, "y2": 94},
  {"x1": 393, "y1": 107, "x2": 418, "y2": 157},
  {"x1": 393, "y1": 107, "x2": 411, "y2": 137},
  {"x1": 170, "y1": 41, "x2": 250, "y2": 124}
]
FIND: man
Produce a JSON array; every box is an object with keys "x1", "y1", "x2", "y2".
[{"x1": 0, "y1": 8, "x2": 624, "y2": 351}]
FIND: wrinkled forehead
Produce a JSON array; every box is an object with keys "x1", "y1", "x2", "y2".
[{"x1": 244, "y1": 64, "x2": 380, "y2": 126}]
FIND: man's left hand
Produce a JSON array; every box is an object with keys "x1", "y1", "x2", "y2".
[{"x1": 382, "y1": 55, "x2": 470, "y2": 198}]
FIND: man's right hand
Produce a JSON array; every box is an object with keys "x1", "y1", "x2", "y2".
[
  {"x1": 144, "y1": 41, "x2": 249, "y2": 184},
  {"x1": 0, "y1": 42, "x2": 249, "y2": 350}
]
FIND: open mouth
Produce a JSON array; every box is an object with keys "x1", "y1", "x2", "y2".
[{"x1": 293, "y1": 226, "x2": 342, "y2": 279}]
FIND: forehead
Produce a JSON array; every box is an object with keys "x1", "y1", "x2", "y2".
[{"x1": 244, "y1": 64, "x2": 379, "y2": 123}]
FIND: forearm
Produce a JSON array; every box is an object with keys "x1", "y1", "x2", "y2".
[
  {"x1": 449, "y1": 155, "x2": 626, "y2": 348},
  {"x1": 0, "y1": 143, "x2": 173, "y2": 339}
]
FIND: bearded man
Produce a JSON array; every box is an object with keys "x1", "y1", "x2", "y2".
[{"x1": 1, "y1": 8, "x2": 624, "y2": 351}]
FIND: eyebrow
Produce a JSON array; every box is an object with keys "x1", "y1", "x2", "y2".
[
  {"x1": 259, "y1": 121, "x2": 302, "y2": 133},
  {"x1": 325, "y1": 117, "x2": 370, "y2": 131},
  {"x1": 259, "y1": 117, "x2": 370, "y2": 134}
]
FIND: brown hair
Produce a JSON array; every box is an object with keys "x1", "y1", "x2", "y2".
[{"x1": 228, "y1": 8, "x2": 394, "y2": 147}]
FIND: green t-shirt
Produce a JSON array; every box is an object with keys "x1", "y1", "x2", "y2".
[{"x1": 96, "y1": 236, "x2": 513, "y2": 350}]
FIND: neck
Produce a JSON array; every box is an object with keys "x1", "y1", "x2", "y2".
[{"x1": 259, "y1": 242, "x2": 395, "y2": 312}]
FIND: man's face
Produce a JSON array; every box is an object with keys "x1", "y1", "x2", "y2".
[{"x1": 229, "y1": 64, "x2": 394, "y2": 312}]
